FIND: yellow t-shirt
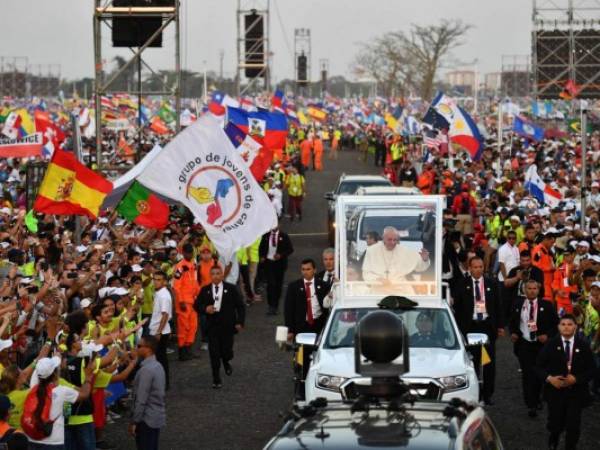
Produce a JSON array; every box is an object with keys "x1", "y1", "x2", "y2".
[
  {"x1": 7, "y1": 389, "x2": 28, "y2": 429},
  {"x1": 141, "y1": 273, "x2": 155, "y2": 315}
]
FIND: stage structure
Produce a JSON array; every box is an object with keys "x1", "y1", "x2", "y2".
[
  {"x1": 294, "y1": 28, "x2": 311, "y2": 94},
  {"x1": 93, "y1": 0, "x2": 181, "y2": 169},
  {"x1": 533, "y1": 0, "x2": 600, "y2": 99},
  {"x1": 236, "y1": 0, "x2": 270, "y2": 95},
  {"x1": 0, "y1": 57, "x2": 28, "y2": 98},
  {"x1": 28, "y1": 64, "x2": 61, "y2": 98},
  {"x1": 501, "y1": 55, "x2": 530, "y2": 98}
]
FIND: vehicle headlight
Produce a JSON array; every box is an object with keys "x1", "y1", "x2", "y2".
[
  {"x1": 437, "y1": 374, "x2": 468, "y2": 391},
  {"x1": 316, "y1": 373, "x2": 347, "y2": 392}
]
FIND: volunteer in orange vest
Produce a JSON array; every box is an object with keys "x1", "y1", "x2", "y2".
[
  {"x1": 552, "y1": 246, "x2": 577, "y2": 314},
  {"x1": 313, "y1": 136, "x2": 324, "y2": 171},
  {"x1": 300, "y1": 137, "x2": 312, "y2": 170},
  {"x1": 416, "y1": 163, "x2": 435, "y2": 194},
  {"x1": 532, "y1": 229, "x2": 557, "y2": 303},
  {"x1": 172, "y1": 243, "x2": 200, "y2": 361}
]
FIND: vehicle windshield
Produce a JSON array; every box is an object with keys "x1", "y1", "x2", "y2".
[
  {"x1": 359, "y1": 214, "x2": 422, "y2": 240},
  {"x1": 337, "y1": 180, "x2": 390, "y2": 195},
  {"x1": 325, "y1": 307, "x2": 459, "y2": 350}
]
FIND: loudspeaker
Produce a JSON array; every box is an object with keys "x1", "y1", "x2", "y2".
[
  {"x1": 111, "y1": 0, "x2": 175, "y2": 48},
  {"x1": 297, "y1": 54, "x2": 308, "y2": 86},
  {"x1": 244, "y1": 11, "x2": 265, "y2": 78}
]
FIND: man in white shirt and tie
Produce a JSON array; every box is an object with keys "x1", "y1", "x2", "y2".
[
  {"x1": 259, "y1": 226, "x2": 294, "y2": 315},
  {"x1": 509, "y1": 280, "x2": 558, "y2": 417},
  {"x1": 284, "y1": 259, "x2": 328, "y2": 341},
  {"x1": 195, "y1": 266, "x2": 246, "y2": 389},
  {"x1": 317, "y1": 248, "x2": 336, "y2": 292},
  {"x1": 536, "y1": 314, "x2": 595, "y2": 450}
]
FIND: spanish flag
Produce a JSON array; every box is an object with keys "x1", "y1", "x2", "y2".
[
  {"x1": 33, "y1": 149, "x2": 112, "y2": 218},
  {"x1": 307, "y1": 106, "x2": 327, "y2": 122}
]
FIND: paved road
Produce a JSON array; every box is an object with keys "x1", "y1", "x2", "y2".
[{"x1": 108, "y1": 148, "x2": 600, "y2": 450}]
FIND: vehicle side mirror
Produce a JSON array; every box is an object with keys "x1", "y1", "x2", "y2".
[
  {"x1": 296, "y1": 333, "x2": 317, "y2": 347},
  {"x1": 466, "y1": 333, "x2": 489, "y2": 346},
  {"x1": 324, "y1": 192, "x2": 334, "y2": 201}
]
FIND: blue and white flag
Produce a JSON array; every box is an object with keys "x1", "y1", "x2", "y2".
[{"x1": 513, "y1": 116, "x2": 544, "y2": 141}]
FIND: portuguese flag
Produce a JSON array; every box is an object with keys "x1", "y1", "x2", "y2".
[{"x1": 116, "y1": 181, "x2": 169, "y2": 229}]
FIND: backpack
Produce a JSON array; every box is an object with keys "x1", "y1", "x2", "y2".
[
  {"x1": 21, "y1": 384, "x2": 55, "y2": 440},
  {"x1": 460, "y1": 195, "x2": 471, "y2": 214}
]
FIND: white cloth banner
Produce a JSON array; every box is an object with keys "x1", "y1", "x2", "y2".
[{"x1": 137, "y1": 115, "x2": 277, "y2": 259}]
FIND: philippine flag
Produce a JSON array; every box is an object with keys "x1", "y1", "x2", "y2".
[
  {"x1": 224, "y1": 122, "x2": 272, "y2": 182},
  {"x1": 524, "y1": 164, "x2": 562, "y2": 208},
  {"x1": 227, "y1": 107, "x2": 288, "y2": 150},
  {"x1": 429, "y1": 92, "x2": 484, "y2": 161}
]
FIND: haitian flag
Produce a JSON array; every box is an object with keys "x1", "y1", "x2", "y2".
[
  {"x1": 429, "y1": 92, "x2": 484, "y2": 161},
  {"x1": 226, "y1": 107, "x2": 288, "y2": 150},
  {"x1": 224, "y1": 122, "x2": 272, "y2": 182}
]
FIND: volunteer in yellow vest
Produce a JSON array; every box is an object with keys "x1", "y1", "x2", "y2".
[{"x1": 285, "y1": 166, "x2": 305, "y2": 221}]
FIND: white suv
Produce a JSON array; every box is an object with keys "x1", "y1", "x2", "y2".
[{"x1": 299, "y1": 295, "x2": 480, "y2": 403}]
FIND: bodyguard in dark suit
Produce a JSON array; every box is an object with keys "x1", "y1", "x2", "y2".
[
  {"x1": 509, "y1": 279, "x2": 559, "y2": 417},
  {"x1": 259, "y1": 226, "x2": 294, "y2": 315},
  {"x1": 316, "y1": 248, "x2": 336, "y2": 294},
  {"x1": 284, "y1": 258, "x2": 328, "y2": 340},
  {"x1": 536, "y1": 314, "x2": 595, "y2": 450},
  {"x1": 195, "y1": 265, "x2": 246, "y2": 388},
  {"x1": 454, "y1": 256, "x2": 504, "y2": 404}
]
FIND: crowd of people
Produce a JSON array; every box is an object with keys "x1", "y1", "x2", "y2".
[{"x1": 0, "y1": 90, "x2": 600, "y2": 450}]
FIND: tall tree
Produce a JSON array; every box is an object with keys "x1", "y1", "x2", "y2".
[
  {"x1": 352, "y1": 20, "x2": 471, "y2": 100},
  {"x1": 402, "y1": 20, "x2": 472, "y2": 100},
  {"x1": 352, "y1": 32, "x2": 414, "y2": 97}
]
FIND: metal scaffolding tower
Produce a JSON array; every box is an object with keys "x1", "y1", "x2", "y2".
[
  {"x1": 236, "y1": 0, "x2": 270, "y2": 96},
  {"x1": 93, "y1": 0, "x2": 181, "y2": 169},
  {"x1": 533, "y1": 0, "x2": 600, "y2": 98},
  {"x1": 0, "y1": 57, "x2": 29, "y2": 98},
  {"x1": 294, "y1": 28, "x2": 311, "y2": 94},
  {"x1": 501, "y1": 55, "x2": 530, "y2": 98}
]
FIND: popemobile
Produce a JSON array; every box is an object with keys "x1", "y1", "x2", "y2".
[{"x1": 288, "y1": 195, "x2": 485, "y2": 403}]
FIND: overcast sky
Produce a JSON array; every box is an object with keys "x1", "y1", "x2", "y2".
[{"x1": 0, "y1": 0, "x2": 532, "y2": 83}]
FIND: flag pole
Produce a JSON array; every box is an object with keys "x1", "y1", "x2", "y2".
[
  {"x1": 71, "y1": 114, "x2": 83, "y2": 245},
  {"x1": 580, "y1": 103, "x2": 587, "y2": 230},
  {"x1": 497, "y1": 101, "x2": 502, "y2": 155}
]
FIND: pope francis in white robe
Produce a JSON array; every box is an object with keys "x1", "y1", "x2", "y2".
[{"x1": 361, "y1": 227, "x2": 430, "y2": 285}]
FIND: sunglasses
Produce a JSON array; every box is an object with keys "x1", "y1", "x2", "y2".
[{"x1": 137, "y1": 343, "x2": 147, "y2": 348}]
